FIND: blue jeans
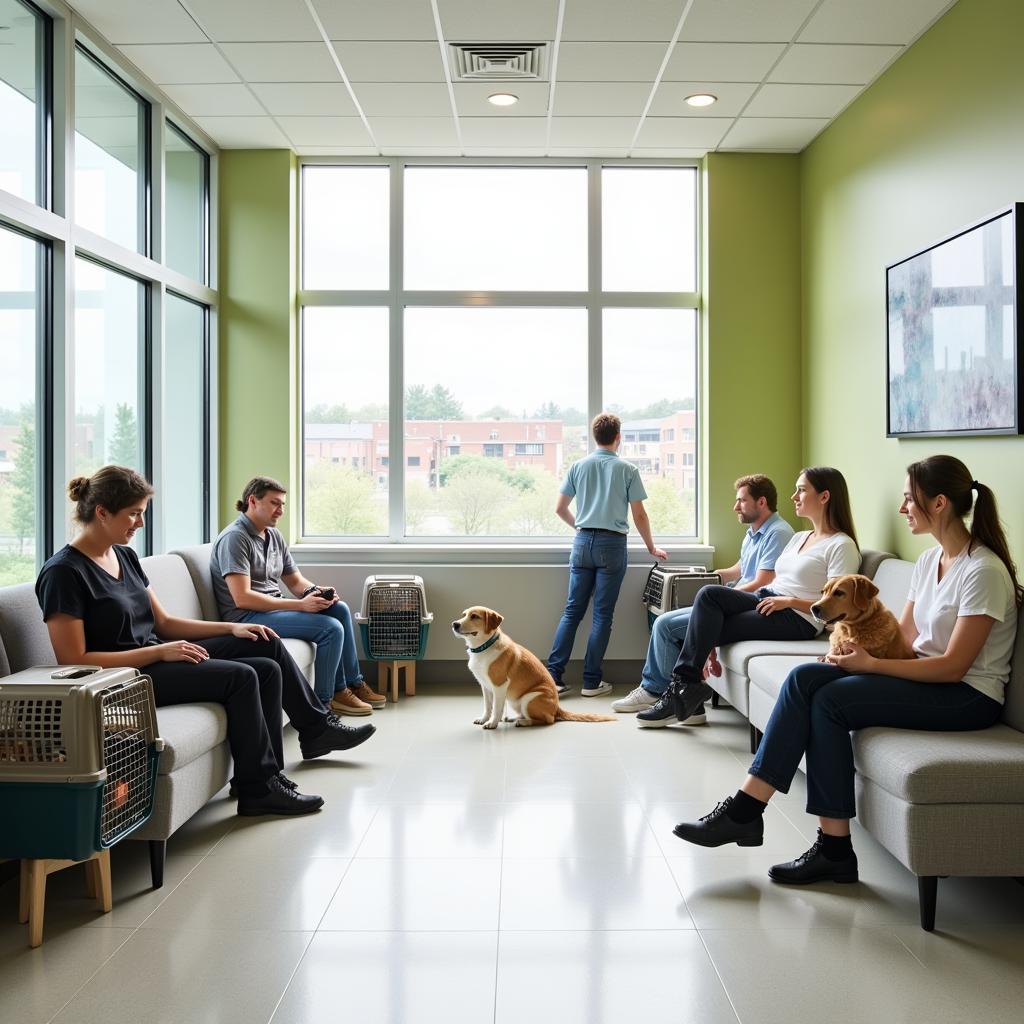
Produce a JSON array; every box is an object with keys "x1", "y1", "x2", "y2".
[
  {"x1": 547, "y1": 530, "x2": 628, "y2": 689},
  {"x1": 750, "y1": 662, "x2": 1002, "y2": 819},
  {"x1": 641, "y1": 607, "x2": 692, "y2": 695},
  {"x1": 240, "y1": 601, "x2": 364, "y2": 703}
]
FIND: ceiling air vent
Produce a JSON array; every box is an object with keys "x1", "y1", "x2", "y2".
[{"x1": 448, "y1": 42, "x2": 549, "y2": 81}]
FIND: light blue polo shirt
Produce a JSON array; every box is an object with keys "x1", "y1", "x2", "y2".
[
  {"x1": 738, "y1": 512, "x2": 794, "y2": 584},
  {"x1": 561, "y1": 448, "x2": 647, "y2": 534}
]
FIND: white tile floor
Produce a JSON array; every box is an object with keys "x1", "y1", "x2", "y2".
[{"x1": 3, "y1": 685, "x2": 1024, "y2": 1024}]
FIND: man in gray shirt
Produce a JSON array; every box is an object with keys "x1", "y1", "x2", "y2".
[{"x1": 211, "y1": 476, "x2": 386, "y2": 716}]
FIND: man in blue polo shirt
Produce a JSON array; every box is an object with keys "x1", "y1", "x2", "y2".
[
  {"x1": 547, "y1": 412, "x2": 668, "y2": 698},
  {"x1": 611, "y1": 473, "x2": 794, "y2": 726}
]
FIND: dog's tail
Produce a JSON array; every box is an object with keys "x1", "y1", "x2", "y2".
[{"x1": 554, "y1": 706, "x2": 615, "y2": 724}]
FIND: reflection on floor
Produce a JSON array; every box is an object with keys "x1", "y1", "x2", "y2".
[{"x1": 2, "y1": 683, "x2": 1023, "y2": 1024}]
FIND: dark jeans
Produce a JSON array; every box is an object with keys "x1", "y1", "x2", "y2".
[
  {"x1": 750, "y1": 662, "x2": 1003, "y2": 819},
  {"x1": 672, "y1": 585, "x2": 817, "y2": 684},
  {"x1": 548, "y1": 529, "x2": 628, "y2": 688},
  {"x1": 145, "y1": 635, "x2": 329, "y2": 798}
]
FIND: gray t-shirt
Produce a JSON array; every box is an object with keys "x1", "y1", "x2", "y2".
[{"x1": 211, "y1": 513, "x2": 297, "y2": 621}]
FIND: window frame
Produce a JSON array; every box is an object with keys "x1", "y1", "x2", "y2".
[{"x1": 298, "y1": 157, "x2": 702, "y2": 551}]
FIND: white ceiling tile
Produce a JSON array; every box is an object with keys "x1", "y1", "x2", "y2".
[
  {"x1": 769, "y1": 43, "x2": 903, "y2": 84},
  {"x1": 454, "y1": 82, "x2": 550, "y2": 117},
  {"x1": 315, "y1": 0, "x2": 437, "y2": 41},
  {"x1": 719, "y1": 116, "x2": 829, "y2": 150},
  {"x1": 119, "y1": 44, "x2": 241, "y2": 84},
  {"x1": 556, "y1": 43, "x2": 666, "y2": 82},
  {"x1": 561, "y1": 0, "x2": 683, "y2": 42},
  {"x1": 459, "y1": 117, "x2": 547, "y2": 148},
  {"x1": 369, "y1": 117, "x2": 460, "y2": 148},
  {"x1": 664, "y1": 42, "x2": 785, "y2": 81},
  {"x1": 354, "y1": 83, "x2": 452, "y2": 116},
  {"x1": 219, "y1": 42, "x2": 341, "y2": 81},
  {"x1": 186, "y1": 0, "x2": 319, "y2": 43},
  {"x1": 553, "y1": 83, "x2": 651, "y2": 117},
  {"x1": 549, "y1": 117, "x2": 639, "y2": 148},
  {"x1": 294, "y1": 146, "x2": 380, "y2": 155},
  {"x1": 630, "y1": 148, "x2": 706, "y2": 159},
  {"x1": 437, "y1": 0, "x2": 557, "y2": 40},
  {"x1": 379, "y1": 146, "x2": 463, "y2": 156},
  {"x1": 463, "y1": 147, "x2": 549, "y2": 157},
  {"x1": 800, "y1": 0, "x2": 956, "y2": 45},
  {"x1": 649, "y1": 81, "x2": 758, "y2": 118},
  {"x1": 330, "y1": 41, "x2": 445, "y2": 82},
  {"x1": 745, "y1": 83, "x2": 860, "y2": 118},
  {"x1": 680, "y1": 0, "x2": 820, "y2": 42},
  {"x1": 249, "y1": 83, "x2": 357, "y2": 116},
  {"x1": 65, "y1": 1, "x2": 206, "y2": 44},
  {"x1": 634, "y1": 117, "x2": 733, "y2": 150},
  {"x1": 192, "y1": 115, "x2": 291, "y2": 147},
  {"x1": 161, "y1": 83, "x2": 265, "y2": 117},
  {"x1": 547, "y1": 147, "x2": 630, "y2": 158},
  {"x1": 276, "y1": 115, "x2": 374, "y2": 146}
]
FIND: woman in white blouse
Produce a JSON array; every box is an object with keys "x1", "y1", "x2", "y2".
[
  {"x1": 673, "y1": 455, "x2": 1021, "y2": 900},
  {"x1": 640, "y1": 467, "x2": 860, "y2": 727}
]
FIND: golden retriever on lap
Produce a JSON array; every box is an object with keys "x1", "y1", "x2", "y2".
[
  {"x1": 810, "y1": 574, "x2": 916, "y2": 660},
  {"x1": 452, "y1": 606, "x2": 614, "y2": 728}
]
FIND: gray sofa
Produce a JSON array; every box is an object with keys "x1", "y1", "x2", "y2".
[
  {"x1": 707, "y1": 551, "x2": 1024, "y2": 931},
  {"x1": 0, "y1": 544, "x2": 315, "y2": 889}
]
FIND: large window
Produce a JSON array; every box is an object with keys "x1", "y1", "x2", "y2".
[
  {"x1": 0, "y1": 225, "x2": 43, "y2": 584},
  {"x1": 301, "y1": 163, "x2": 699, "y2": 543},
  {"x1": 165, "y1": 123, "x2": 208, "y2": 283}
]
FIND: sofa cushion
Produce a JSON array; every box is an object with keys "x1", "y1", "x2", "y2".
[
  {"x1": 1001, "y1": 603, "x2": 1024, "y2": 732},
  {"x1": 171, "y1": 543, "x2": 220, "y2": 622},
  {"x1": 141, "y1": 554, "x2": 205, "y2": 621},
  {"x1": 719, "y1": 640, "x2": 827, "y2": 678},
  {"x1": 282, "y1": 637, "x2": 315, "y2": 681},
  {"x1": 0, "y1": 582, "x2": 56, "y2": 675},
  {"x1": 872, "y1": 558, "x2": 915, "y2": 615},
  {"x1": 853, "y1": 724, "x2": 1024, "y2": 804},
  {"x1": 153, "y1": 702, "x2": 228, "y2": 774},
  {"x1": 747, "y1": 653, "x2": 823, "y2": 700},
  {"x1": 858, "y1": 549, "x2": 893, "y2": 581}
]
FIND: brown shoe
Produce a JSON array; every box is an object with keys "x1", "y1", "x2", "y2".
[
  {"x1": 329, "y1": 688, "x2": 373, "y2": 716},
  {"x1": 350, "y1": 682, "x2": 387, "y2": 708}
]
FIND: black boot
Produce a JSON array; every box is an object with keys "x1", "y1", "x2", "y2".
[
  {"x1": 671, "y1": 678, "x2": 714, "y2": 722},
  {"x1": 300, "y1": 713, "x2": 376, "y2": 759},
  {"x1": 237, "y1": 774, "x2": 324, "y2": 816},
  {"x1": 230, "y1": 771, "x2": 299, "y2": 799},
  {"x1": 673, "y1": 796, "x2": 764, "y2": 848},
  {"x1": 769, "y1": 829, "x2": 859, "y2": 885}
]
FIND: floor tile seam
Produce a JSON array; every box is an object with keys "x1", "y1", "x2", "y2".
[
  {"x1": 265, "y1": 930, "x2": 319, "y2": 1024},
  {"x1": 693, "y1": 927, "x2": 745, "y2": 1024}
]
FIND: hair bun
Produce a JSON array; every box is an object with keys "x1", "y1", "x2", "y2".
[
  {"x1": 67, "y1": 476, "x2": 91, "y2": 502},
  {"x1": 971, "y1": 480, "x2": 982, "y2": 491}
]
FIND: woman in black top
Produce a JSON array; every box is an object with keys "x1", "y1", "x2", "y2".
[{"x1": 36, "y1": 465, "x2": 375, "y2": 816}]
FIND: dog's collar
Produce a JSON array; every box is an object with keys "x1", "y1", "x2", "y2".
[{"x1": 469, "y1": 632, "x2": 500, "y2": 654}]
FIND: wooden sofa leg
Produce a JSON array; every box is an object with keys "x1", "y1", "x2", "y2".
[
  {"x1": 149, "y1": 840, "x2": 167, "y2": 890},
  {"x1": 918, "y1": 876, "x2": 938, "y2": 931},
  {"x1": 711, "y1": 692, "x2": 720, "y2": 709},
  {"x1": 749, "y1": 725, "x2": 762, "y2": 755}
]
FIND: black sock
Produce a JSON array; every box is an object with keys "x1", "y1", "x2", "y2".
[
  {"x1": 725, "y1": 790, "x2": 767, "y2": 824},
  {"x1": 819, "y1": 832, "x2": 854, "y2": 861}
]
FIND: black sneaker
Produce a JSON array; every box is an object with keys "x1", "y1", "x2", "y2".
[
  {"x1": 299, "y1": 713, "x2": 376, "y2": 760},
  {"x1": 229, "y1": 771, "x2": 299, "y2": 799},
  {"x1": 671, "y1": 678, "x2": 714, "y2": 722},
  {"x1": 636, "y1": 694, "x2": 707, "y2": 728},
  {"x1": 672, "y1": 796, "x2": 764, "y2": 848},
  {"x1": 769, "y1": 830, "x2": 859, "y2": 885},
  {"x1": 237, "y1": 775, "x2": 324, "y2": 817}
]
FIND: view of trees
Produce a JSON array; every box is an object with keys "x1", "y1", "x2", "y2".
[{"x1": 0, "y1": 407, "x2": 36, "y2": 585}]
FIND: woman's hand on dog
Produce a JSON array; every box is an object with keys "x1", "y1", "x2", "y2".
[
  {"x1": 824, "y1": 643, "x2": 878, "y2": 673},
  {"x1": 756, "y1": 595, "x2": 793, "y2": 616}
]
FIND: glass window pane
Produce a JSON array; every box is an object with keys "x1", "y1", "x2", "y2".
[
  {"x1": 405, "y1": 168, "x2": 587, "y2": 291},
  {"x1": 165, "y1": 123, "x2": 207, "y2": 283},
  {"x1": 602, "y1": 167, "x2": 697, "y2": 292},
  {"x1": 404, "y1": 308, "x2": 586, "y2": 537},
  {"x1": 73, "y1": 258, "x2": 144, "y2": 479},
  {"x1": 0, "y1": 224, "x2": 41, "y2": 584},
  {"x1": 302, "y1": 307, "x2": 388, "y2": 537},
  {"x1": 603, "y1": 309, "x2": 697, "y2": 536},
  {"x1": 74, "y1": 47, "x2": 148, "y2": 254},
  {"x1": 302, "y1": 166, "x2": 389, "y2": 290},
  {"x1": 164, "y1": 293, "x2": 206, "y2": 548},
  {"x1": 0, "y1": 0, "x2": 45, "y2": 205}
]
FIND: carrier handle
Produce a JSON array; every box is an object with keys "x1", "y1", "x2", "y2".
[{"x1": 641, "y1": 560, "x2": 660, "y2": 603}]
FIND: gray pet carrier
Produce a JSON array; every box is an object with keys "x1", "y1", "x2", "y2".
[
  {"x1": 642, "y1": 563, "x2": 722, "y2": 630},
  {"x1": 355, "y1": 575, "x2": 434, "y2": 660}
]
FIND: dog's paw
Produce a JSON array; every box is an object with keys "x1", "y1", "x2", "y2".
[
  {"x1": 482, "y1": 720, "x2": 499, "y2": 730},
  {"x1": 473, "y1": 717, "x2": 486, "y2": 725}
]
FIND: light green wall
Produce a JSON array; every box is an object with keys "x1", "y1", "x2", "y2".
[
  {"x1": 217, "y1": 150, "x2": 297, "y2": 535},
  {"x1": 703, "y1": 152, "x2": 803, "y2": 552},
  {"x1": 801, "y1": 0, "x2": 1024, "y2": 559}
]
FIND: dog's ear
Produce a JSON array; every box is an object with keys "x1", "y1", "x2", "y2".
[
  {"x1": 484, "y1": 610, "x2": 503, "y2": 633},
  {"x1": 820, "y1": 577, "x2": 837, "y2": 597},
  {"x1": 851, "y1": 575, "x2": 879, "y2": 611}
]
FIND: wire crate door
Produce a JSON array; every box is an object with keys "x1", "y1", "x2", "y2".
[{"x1": 365, "y1": 585, "x2": 426, "y2": 659}]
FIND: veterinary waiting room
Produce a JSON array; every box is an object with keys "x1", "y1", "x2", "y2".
[{"x1": 3, "y1": 1, "x2": 1024, "y2": 1022}]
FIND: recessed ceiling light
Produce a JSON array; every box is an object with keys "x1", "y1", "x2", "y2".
[
  {"x1": 684, "y1": 93, "x2": 717, "y2": 108},
  {"x1": 488, "y1": 92, "x2": 519, "y2": 107}
]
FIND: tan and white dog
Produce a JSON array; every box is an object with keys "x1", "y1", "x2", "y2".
[
  {"x1": 452, "y1": 606, "x2": 614, "y2": 728},
  {"x1": 810, "y1": 574, "x2": 916, "y2": 660}
]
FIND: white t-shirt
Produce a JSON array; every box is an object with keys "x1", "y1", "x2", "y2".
[
  {"x1": 771, "y1": 531, "x2": 860, "y2": 630},
  {"x1": 907, "y1": 544, "x2": 1017, "y2": 704}
]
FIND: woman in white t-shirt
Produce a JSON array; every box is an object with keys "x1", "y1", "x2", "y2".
[
  {"x1": 672, "y1": 455, "x2": 1021, "y2": 907},
  {"x1": 642, "y1": 467, "x2": 860, "y2": 727}
]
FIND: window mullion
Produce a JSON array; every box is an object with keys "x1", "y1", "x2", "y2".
[
  {"x1": 388, "y1": 159, "x2": 404, "y2": 542},
  {"x1": 587, "y1": 162, "x2": 602, "y2": 447}
]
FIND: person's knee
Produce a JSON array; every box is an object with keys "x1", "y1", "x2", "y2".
[{"x1": 226, "y1": 663, "x2": 260, "y2": 697}]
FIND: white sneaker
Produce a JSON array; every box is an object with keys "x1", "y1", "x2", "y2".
[
  {"x1": 555, "y1": 682, "x2": 572, "y2": 697},
  {"x1": 611, "y1": 685, "x2": 659, "y2": 713},
  {"x1": 581, "y1": 681, "x2": 613, "y2": 697}
]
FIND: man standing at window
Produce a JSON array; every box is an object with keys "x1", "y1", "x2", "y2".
[
  {"x1": 210, "y1": 476, "x2": 387, "y2": 716},
  {"x1": 547, "y1": 413, "x2": 667, "y2": 697}
]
